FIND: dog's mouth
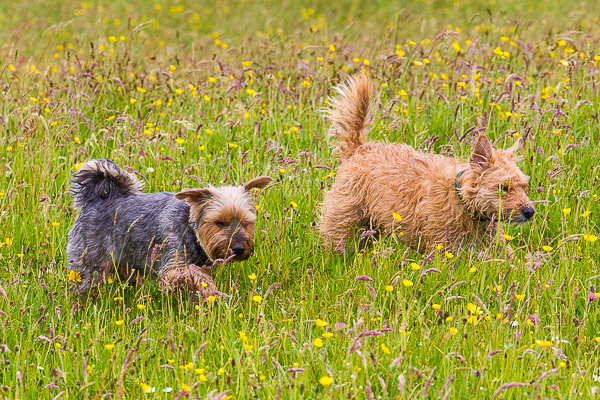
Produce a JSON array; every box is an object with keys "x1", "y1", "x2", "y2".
[
  {"x1": 226, "y1": 246, "x2": 253, "y2": 261},
  {"x1": 501, "y1": 209, "x2": 535, "y2": 225}
]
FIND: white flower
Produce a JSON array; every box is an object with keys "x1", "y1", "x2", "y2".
[
  {"x1": 162, "y1": 387, "x2": 173, "y2": 393},
  {"x1": 146, "y1": 167, "x2": 155, "y2": 174}
]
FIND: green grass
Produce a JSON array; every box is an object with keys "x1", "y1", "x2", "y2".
[{"x1": 1, "y1": 0, "x2": 600, "y2": 398}]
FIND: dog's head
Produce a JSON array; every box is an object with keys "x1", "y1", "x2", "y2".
[
  {"x1": 461, "y1": 135, "x2": 534, "y2": 224},
  {"x1": 175, "y1": 176, "x2": 273, "y2": 261}
]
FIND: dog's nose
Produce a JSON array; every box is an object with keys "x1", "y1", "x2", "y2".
[
  {"x1": 521, "y1": 206, "x2": 535, "y2": 220},
  {"x1": 231, "y1": 244, "x2": 245, "y2": 256}
]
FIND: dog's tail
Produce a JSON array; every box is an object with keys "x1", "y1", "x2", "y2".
[
  {"x1": 70, "y1": 159, "x2": 143, "y2": 208},
  {"x1": 325, "y1": 73, "x2": 373, "y2": 160}
]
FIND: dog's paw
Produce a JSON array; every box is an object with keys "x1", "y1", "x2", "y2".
[{"x1": 163, "y1": 264, "x2": 218, "y2": 294}]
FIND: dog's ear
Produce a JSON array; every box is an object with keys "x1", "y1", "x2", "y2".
[
  {"x1": 470, "y1": 135, "x2": 495, "y2": 171},
  {"x1": 175, "y1": 188, "x2": 213, "y2": 204},
  {"x1": 244, "y1": 176, "x2": 273, "y2": 191},
  {"x1": 506, "y1": 137, "x2": 525, "y2": 155}
]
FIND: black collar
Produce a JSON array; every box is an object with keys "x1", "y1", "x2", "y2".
[{"x1": 455, "y1": 170, "x2": 490, "y2": 222}]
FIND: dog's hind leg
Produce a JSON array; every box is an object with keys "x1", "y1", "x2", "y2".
[{"x1": 320, "y1": 194, "x2": 365, "y2": 253}]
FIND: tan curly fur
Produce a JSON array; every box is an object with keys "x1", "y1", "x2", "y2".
[{"x1": 320, "y1": 74, "x2": 535, "y2": 253}]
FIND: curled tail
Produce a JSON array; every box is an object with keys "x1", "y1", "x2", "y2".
[
  {"x1": 70, "y1": 159, "x2": 143, "y2": 208},
  {"x1": 326, "y1": 73, "x2": 373, "y2": 160}
]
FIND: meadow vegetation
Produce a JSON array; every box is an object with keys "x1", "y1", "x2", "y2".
[{"x1": 0, "y1": 0, "x2": 599, "y2": 398}]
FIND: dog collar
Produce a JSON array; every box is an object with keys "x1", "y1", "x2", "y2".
[{"x1": 455, "y1": 170, "x2": 489, "y2": 222}]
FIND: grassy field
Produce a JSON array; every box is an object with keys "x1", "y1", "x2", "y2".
[{"x1": 1, "y1": 0, "x2": 600, "y2": 398}]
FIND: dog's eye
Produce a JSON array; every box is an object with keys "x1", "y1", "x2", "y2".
[{"x1": 215, "y1": 221, "x2": 227, "y2": 228}]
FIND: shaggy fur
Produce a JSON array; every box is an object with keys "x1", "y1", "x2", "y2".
[
  {"x1": 67, "y1": 159, "x2": 272, "y2": 297},
  {"x1": 320, "y1": 73, "x2": 535, "y2": 252}
]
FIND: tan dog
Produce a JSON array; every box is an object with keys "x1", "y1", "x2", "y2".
[{"x1": 320, "y1": 73, "x2": 535, "y2": 253}]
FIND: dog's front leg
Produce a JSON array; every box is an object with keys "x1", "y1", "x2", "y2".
[{"x1": 161, "y1": 263, "x2": 218, "y2": 295}]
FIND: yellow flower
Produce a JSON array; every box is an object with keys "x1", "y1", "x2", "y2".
[
  {"x1": 562, "y1": 208, "x2": 571, "y2": 215},
  {"x1": 594, "y1": 337, "x2": 600, "y2": 343},
  {"x1": 435, "y1": 244, "x2": 444, "y2": 250},
  {"x1": 198, "y1": 374, "x2": 208, "y2": 382},
  {"x1": 206, "y1": 296, "x2": 216, "y2": 302},
  {"x1": 136, "y1": 87, "x2": 146, "y2": 93},
  {"x1": 129, "y1": 98, "x2": 137, "y2": 105},
  {"x1": 136, "y1": 304, "x2": 146, "y2": 310},
  {"x1": 410, "y1": 262, "x2": 420, "y2": 271},
  {"x1": 140, "y1": 382, "x2": 152, "y2": 393},
  {"x1": 469, "y1": 267, "x2": 477, "y2": 273},
  {"x1": 175, "y1": 138, "x2": 185, "y2": 145},
  {"x1": 290, "y1": 201, "x2": 298, "y2": 208},
  {"x1": 380, "y1": 343, "x2": 391, "y2": 354},
  {"x1": 74, "y1": 163, "x2": 82, "y2": 170},
  {"x1": 218, "y1": 368, "x2": 225, "y2": 375},
  {"x1": 402, "y1": 279, "x2": 413, "y2": 287},
  {"x1": 51, "y1": 222, "x2": 60, "y2": 227},
  {"x1": 515, "y1": 294, "x2": 525, "y2": 300},
  {"x1": 413, "y1": 60, "x2": 423, "y2": 66},
  {"x1": 392, "y1": 212, "x2": 402, "y2": 221},
  {"x1": 115, "y1": 320, "x2": 124, "y2": 326},
  {"x1": 208, "y1": 77, "x2": 216, "y2": 83},
  {"x1": 248, "y1": 273, "x2": 257, "y2": 280},
  {"x1": 55, "y1": 342, "x2": 62, "y2": 349},
  {"x1": 329, "y1": 44, "x2": 336, "y2": 52},
  {"x1": 582, "y1": 211, "x2": 592, "y2": 218},
  {"x1": 181, "y1": 383, "x2": 191, "y2": 392},
  {"x1": 467, "y1": 315, "x2": 478, "y2": 324},
  {"x1": 503, "y1": 234, "x2": 514, "y2": 241},
  {"x1": 246, "y1": 88, "x2": 256, "y2": 96},
  {"x1": 542, "y1": 245, "x2": 553, "y2": 252},
  {"x1": 319, "y1": 376, "x2": 334, "y2": 386},
  {"x1": 445, "y1": 251, "x2": 454, "y2": 259},
  {"x1": 583, "y1": 234, "x2": 597, "y2": 243},
  {"x1": 316, "y1": 319, "x2": 328, "y2": 327},
  {"x1": 449, "y1": 327, "x2": 458, "y2": 335},
  {"x1": 244, "y1": 344, "x2": 253, "y2": 351},
  {"x1": 385, "y1": 285, "x2": 394, "y2": 293},
  {"x1": 228, "y1": 143, "x2": 239, "y2": 149},
  {"x1": 323, "y1": 332, "x2": 333, "y2": 339},
  {"x1": 537, "y1": 340, "x2": 552, "y2": 348},
  {"x1": 252, "y1": 295, "x2": 262, "y2": 303},
  {"x1": 446, "y1": 316, "x2": 453, "y2": 322},
  {"x1": 203, "y1": 95, "x2": 210, "y2": 102},
  {"x1": 452, "y1": 41, "x2": 462, "y2": 52},
  {"x1": 68, "y1": 270, "x2": 82, "y2": 282},
  {"x1": 239, "y1": 331, "x2": 249, "y2": 341},
  {"x1": 313, "y1": 338, "x2": 323, "y2": 348},
  {"x1": 104, "y1": 344, "x2": 115, "y2": 350},
  {"x1": 432, "y1": 304, "x2": 441, "y2": 310}
]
